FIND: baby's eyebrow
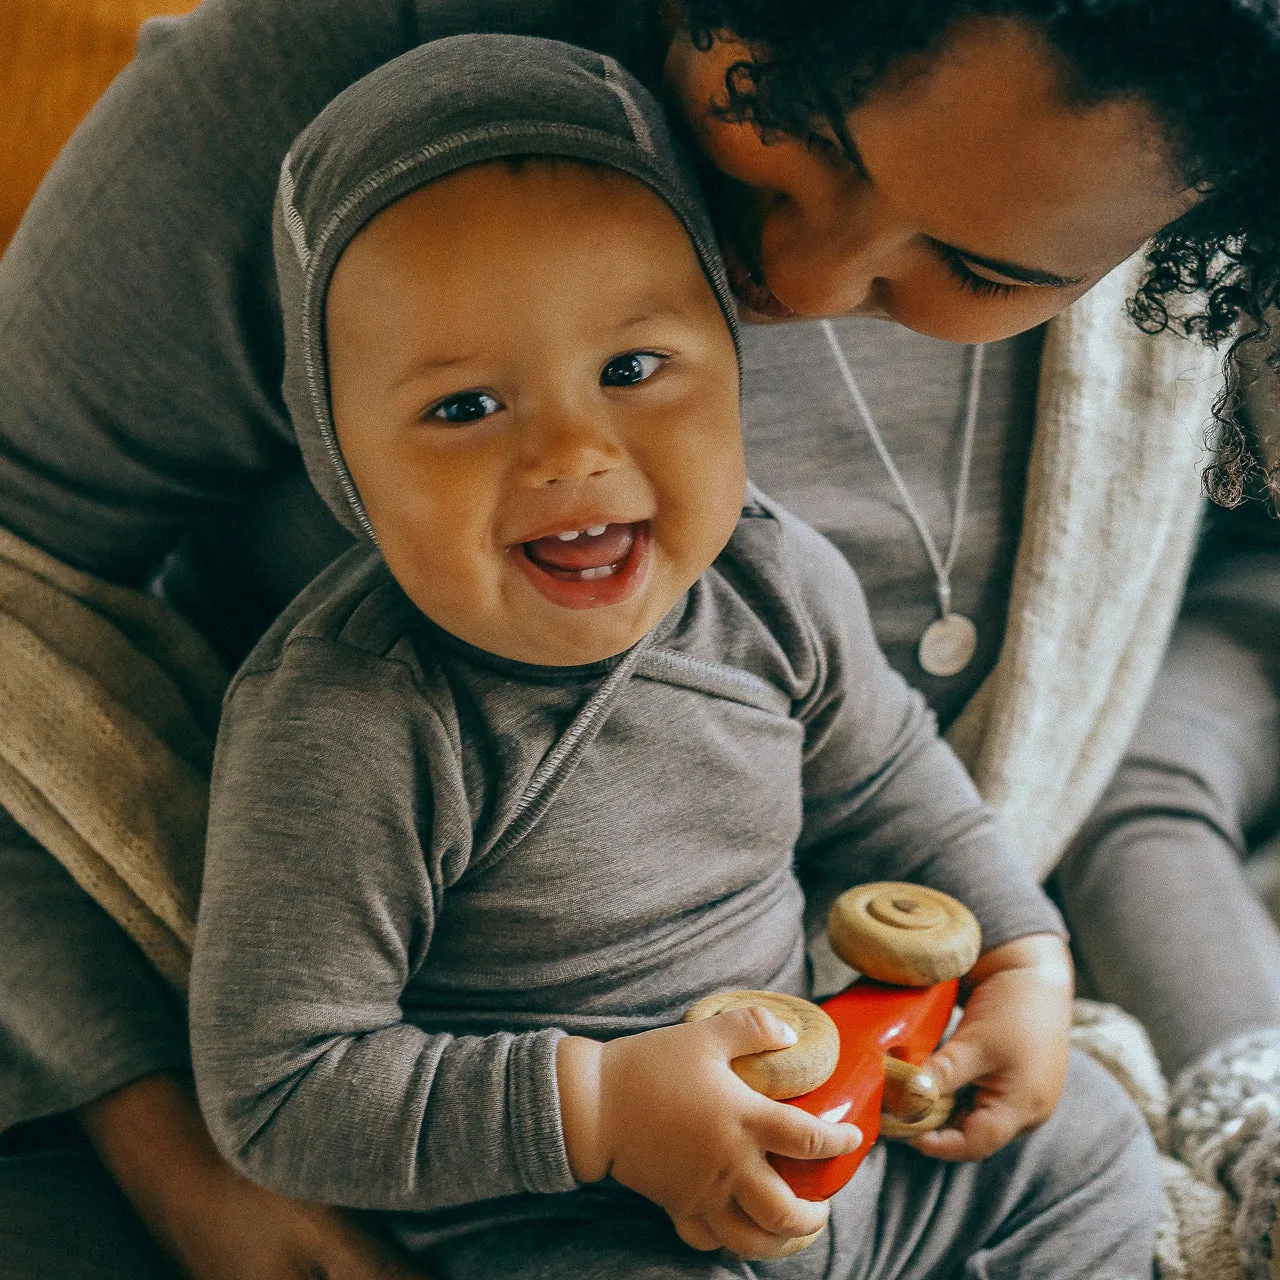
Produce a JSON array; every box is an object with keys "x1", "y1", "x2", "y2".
[
  {"x1": 614, "y1": 303, "x2": 692, "y2": 330},
  {"x1": 389, "y1": 352, "x2": 477, "y2": 392}
]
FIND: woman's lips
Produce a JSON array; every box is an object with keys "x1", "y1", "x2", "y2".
[
  {"x1": 512, "y1": 522, "x2": 651, "y2": 610},
  {"x1": 723, "y1": 241, "x2": 798, "y2": 320}
]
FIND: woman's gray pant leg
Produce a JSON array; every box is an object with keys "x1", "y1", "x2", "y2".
[
  {"x1": 1055, "y1": 616, "x2": 1280, "y2": 1074},
  {"x1": 0, "y1": 1150, "x2": 168, "y2": 1280}
]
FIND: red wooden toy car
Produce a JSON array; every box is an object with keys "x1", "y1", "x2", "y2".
[{"x1": 686, "y1": 882, "x2": 981, "y2": 1210}]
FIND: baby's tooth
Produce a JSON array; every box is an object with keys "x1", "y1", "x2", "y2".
[
  {"x1": 586, "y1": 524, "x2": 607, "y2": 537},
  {"x1": 579, "y1": 565, "x2": 614, "y2": 580},
  {"x1": 556, "y1": 530, "x2": 580, "y2": 541}
]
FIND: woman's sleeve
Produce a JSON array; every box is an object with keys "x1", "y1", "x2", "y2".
[
  {"x1": 0, "y1": 810, "x2": 188, "y2": 1131},
  {"x1": 0, "y1": 0, "x2": 417, "y2": 1130},
  {"x1": 189, "y1": 646, "x2": 576, "y2": 1212},
  {"x1": 0, "y1": 0, "x2": 415, "y2": 583},
  {"x1": 776, "y1": 508, "x2": 1065, "y2": 951}
]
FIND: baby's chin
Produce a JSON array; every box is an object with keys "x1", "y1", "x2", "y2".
[{"x1": 461, "y1": 590, "x2": 681, "y2": 669}]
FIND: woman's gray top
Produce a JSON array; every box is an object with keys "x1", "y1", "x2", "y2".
[{"x1": 0, "y1": 0, "x2": 1271, "y2": 1129}]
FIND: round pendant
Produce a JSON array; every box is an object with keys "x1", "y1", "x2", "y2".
[{"x1": 918, "y1": 613, "x2": 978, "y2": 678}]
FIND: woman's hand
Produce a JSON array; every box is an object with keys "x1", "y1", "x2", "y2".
[
  {"x1": 79, "y1": 1071, "x2": 428, "y2": 1280},
  {"x1": 557, "y1": 1009, "x2": 861, "y2": 1258},
  {"x1": 909, "y1": 933, "x2": 1074, "y2": 1161}
]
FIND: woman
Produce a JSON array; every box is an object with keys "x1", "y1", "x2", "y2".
[{"x1": 0, "y1": 0, "x2": 1278, "y2": 1276}]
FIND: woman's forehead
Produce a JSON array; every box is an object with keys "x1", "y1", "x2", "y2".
[{"x1": 847, "y1": 19, "x2": 1194, "y2": 282}]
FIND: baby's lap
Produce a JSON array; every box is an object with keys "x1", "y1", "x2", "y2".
[
  {"x1": 427, "y1": 1053, "x2": 1154, "y2": 1280},
  {"x1": 0, "y1": 1056, "x2": 1148, "y2": 1280},
  {"x1": 424, "y1": 1212, "x2": 818, "y2": 1280}
]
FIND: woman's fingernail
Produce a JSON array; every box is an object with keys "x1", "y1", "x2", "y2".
[{"x1": 779, "y1": 1024, "x2": 798, "y2": 1045}]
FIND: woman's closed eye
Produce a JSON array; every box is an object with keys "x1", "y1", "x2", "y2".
[
  {"x1": 932, "y1": 242, "x2": 1022, "y2": 300},
  {"x1": 600, "y1": 350, "x2": 668, "y2": 387},
  {"x1": 426, "y1": 389, "x2": 503, "y2": 424}
]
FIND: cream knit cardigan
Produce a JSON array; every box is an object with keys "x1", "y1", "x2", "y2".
[
  {"x1": 947, "y1": 253, "x2": 1223, "y2": 878},
  {"x1": 0, "y1": 253, "x2": 1251, "y2": 1275}
]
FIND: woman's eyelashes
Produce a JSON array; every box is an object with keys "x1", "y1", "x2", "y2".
[
  {"x1": 426, "y1": 389, "x2": 503, "y2": 424},
  {"x1": 600, "y1": 351, "x2": 668, "y2": 387},
  {"x1": 932, "y1": 241, "x2": 1023, "y2": 300},
  {"x1": 804, "y1": 130, "x2": 844, "y2": 161}
]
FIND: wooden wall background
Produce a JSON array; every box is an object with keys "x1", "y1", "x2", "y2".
[{"x1": 1, "y1": 0, "x2": 199, "y2": 251}]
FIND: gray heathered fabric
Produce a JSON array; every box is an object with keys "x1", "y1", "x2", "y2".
[
  {"x1": 0, "y1": 1053, "x2": 1158, "y2": 1280},
  {"x1": 273, "y1": 33, "x2": 738, "y2": 538},
  {"x1": 0, "y1": 0, "x2": 1275, "y2": 1243},
  {"x1": 189, "y1": 492, "x2": 1062, "y2": 1237},
  {"x1": 741, "y1": 318, "x2": 1041, "y2": 730}
]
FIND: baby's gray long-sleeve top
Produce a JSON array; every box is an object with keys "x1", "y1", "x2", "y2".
[{"x1": 189, "y1": 492, "x2": 1062, "y2": 1219}]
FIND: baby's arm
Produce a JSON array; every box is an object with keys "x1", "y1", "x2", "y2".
[
  {"x1": 192, "y1": 638, "x2": 858, "y2": 1234},
  {"x1": 771, "y1": 507, "x2": 1071, "y2": 1155},
  {"x1": 190, "y1": 648, "x2": 573, "y2": 1212}
]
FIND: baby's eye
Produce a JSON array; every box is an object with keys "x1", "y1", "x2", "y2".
[
  {"x1": 600, "y1": 351, "x2": 667, "y2": 387},
  {"x1": 427, "y1": 391, "x2": 502, "y2": 424}
]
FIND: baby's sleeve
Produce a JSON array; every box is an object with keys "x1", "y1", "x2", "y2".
[
  {"x1": 189, "y1": 640, "x2": 576, "y2": 1211},
  {"x1": 773, "y1": 508, "x2": 1064, "y2": 952}
]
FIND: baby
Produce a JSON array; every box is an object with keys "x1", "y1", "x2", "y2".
[{"x1": 189, "y1": 34, "x2": 1158, "y2": 1280}]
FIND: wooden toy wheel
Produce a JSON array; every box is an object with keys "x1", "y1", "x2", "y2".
[
  {"x1": 682, "y1": 990, "x2": 840, "y2": 1100},
  {"x1": 827, "y1": 882, "x2": 981, "y2": 986},
  {"x1": 878, "y1": 1089, "x2": 956, "y2": 1139}
]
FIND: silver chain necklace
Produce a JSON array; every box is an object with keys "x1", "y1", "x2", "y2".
[{"x1": 820, "y1": 320, "x2": 984, "y2": 678}]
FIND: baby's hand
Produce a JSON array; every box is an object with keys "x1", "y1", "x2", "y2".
[
  {"x1": 557, "y1": 1009, "x2": 862, "y2": 1258},
  {"x1": 909, "y1": 933, "x2": 1073, "y2": 1162}
]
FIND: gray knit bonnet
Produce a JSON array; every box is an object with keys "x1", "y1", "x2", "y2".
[{"x1": 274, "y1": 33, "x2": 739, "y2": 539}]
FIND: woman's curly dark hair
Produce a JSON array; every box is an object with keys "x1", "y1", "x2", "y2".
[{"x1": 682, "y1": 0, "x2": 1280, "y2": 506}]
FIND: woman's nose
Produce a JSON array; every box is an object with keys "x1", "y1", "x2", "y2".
[{"x1": 763, "y1": 195, "x2": 913, "y2": 317}]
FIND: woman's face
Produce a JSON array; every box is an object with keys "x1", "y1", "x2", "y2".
[{"x1": 664, "y1": 16, "x2": 1198, "y2": 341}]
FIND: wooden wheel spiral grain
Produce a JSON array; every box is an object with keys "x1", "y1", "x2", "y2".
[{"x1": 827, "y1": 882, "x2": 981, "y2": 986}]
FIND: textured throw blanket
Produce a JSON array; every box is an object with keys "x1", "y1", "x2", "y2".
[
  {"x1": 0, "y1": 253, "x2": 1251, "y2": 1274},
  {"x1": 0, "y1": 524, "x2": 224, "y2": 990}
]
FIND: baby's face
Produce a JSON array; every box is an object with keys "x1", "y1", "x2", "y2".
[{"x1": 325, "y1": 159, "x2": 744, "y2": 666}]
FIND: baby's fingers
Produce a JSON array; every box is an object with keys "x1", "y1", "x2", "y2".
[
  {"x1": 760, "y1": 1102, "x2": 862, "y2": 1162},
  {"x1": 909, "y1": 1093, "x2": 1021, "y2": 1161},
  {"x1": 671, "y1": 1216, "x2": 721, "y2": 1252},
  {"x1": 733, "y1": 1164, "x2": 830, "y2": 1241},
  {"x1": 923, "y1": 1033, "x2": 1001, "y2": 1098},
  {"x1": 701, "y1": 1197, "x2": 829, "y2": 1262}
]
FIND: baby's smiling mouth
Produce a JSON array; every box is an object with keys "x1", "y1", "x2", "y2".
[
  {"x1": 512, "y1": 521, "x2": 652, "y2": 610},
  {"x1": 522, "y1": 522, "x2": 638, "y2": 580}
]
